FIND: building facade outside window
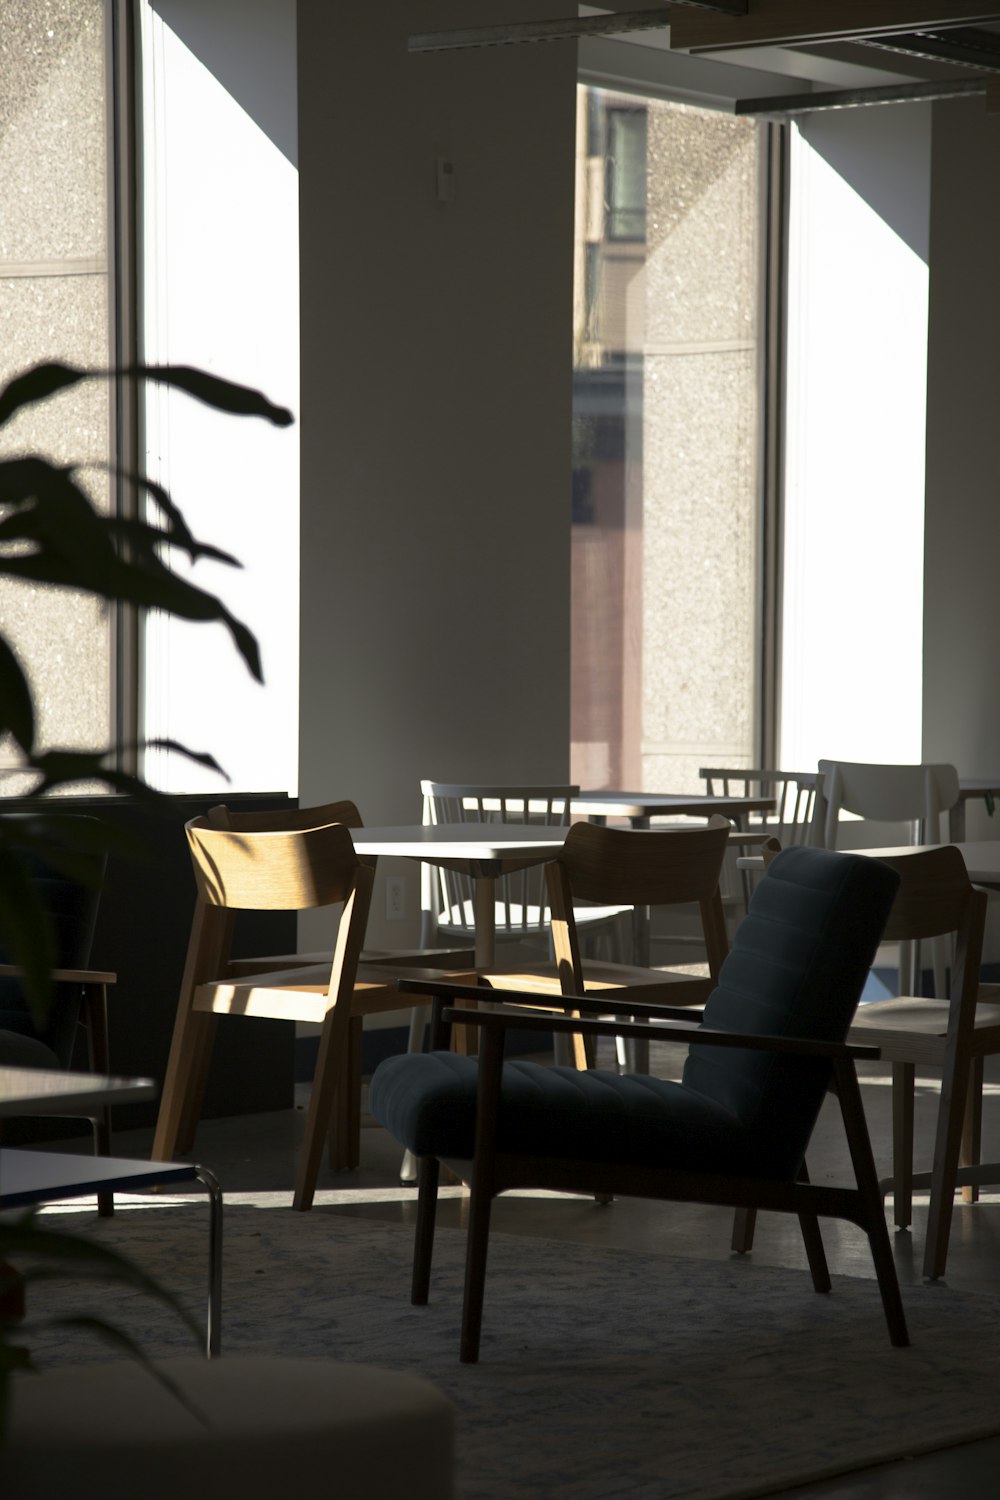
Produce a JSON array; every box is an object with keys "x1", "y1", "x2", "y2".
[
  {"x1": 0, "y1": 0, "x2": 115, "y2": 793},
  {"x1": 571, "y1": 86, "x2": 766, "y2": 793}
]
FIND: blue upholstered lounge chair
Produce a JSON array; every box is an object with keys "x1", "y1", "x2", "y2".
[{"x1": 369, "y1": 845, "x2": 907, "y2": 1361}]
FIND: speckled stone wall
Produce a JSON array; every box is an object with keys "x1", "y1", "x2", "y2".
[
  {"x1": 641, "y1": 103, "x2": 761, "y2": 792},
  {"x1": 0, "y1": 0, "x2": 112, "y2": 787}
]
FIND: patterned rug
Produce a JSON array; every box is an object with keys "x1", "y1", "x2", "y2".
[{"x1": 15, "y1": 1191, "x2": 1000, "y2": 1500}]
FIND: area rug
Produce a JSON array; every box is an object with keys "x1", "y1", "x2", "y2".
[{"x1": 15, "y1": 1193, "x2": 1000, "y2": 1500}]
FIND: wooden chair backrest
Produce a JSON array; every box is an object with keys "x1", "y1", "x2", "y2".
[
  {"x1": 206, "y1": 800, "x2": 363, "y2": 834},
  {"x1": 869, "y1": 844, "x2": 985, "y2": 950},
  {"x1": 186, "y1": 816, "x2": 364, "y2": 911},
  {"x1": 420, "y1": 781, "x2": 579, "y2": 938},
  {"x1": 700, "y1": 767, "x2": 824, "y2": 847},
  {"x1": 546, "y1": 819, "x2": 731, "y2": 989},
  {"x1": 553, "y1": 818, "x2": 731, "y2": 907}
]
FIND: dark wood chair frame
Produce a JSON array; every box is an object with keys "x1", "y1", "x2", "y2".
[{"x1": 397, "y1": 978, "x2": 910, "y2": 1363}]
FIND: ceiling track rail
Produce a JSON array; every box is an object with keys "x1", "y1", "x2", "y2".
[
  {"x1": 735, "y1": 74, "x2": 989, "y2": 115},
  {"x1": 409, "y1": 0, "x2": 743, "y2": 55},
  {"x1": 859, "y1": 25, "x2": 1000, "y2": 70}
]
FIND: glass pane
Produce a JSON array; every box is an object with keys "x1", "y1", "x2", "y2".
[
  {"x1": 0, "y1": 0, "x2": 112, "y2": 794},
  {"x1": 779, "y1": 116, "x2": 928, "y2": 770},
  {"x1": 571, "y1": 87, "x2": 763, "y2": 793}
]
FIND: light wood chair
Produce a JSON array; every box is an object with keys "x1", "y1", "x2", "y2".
[
  {"x1": 845, "y1": 845, "x2": 997, "y2": 1279},
  {"x1": 737, "y1": 843, "x2": 995, "y2": 1281},
  {"x1": 700, "y1": 767, "x2": 825, "y2": 915},
  {"x1": 479, "y1": 818, "x2": 732, "y2": 1071},
  {"x1": 818, "y1": 760, "x2": 961, "y2": 995},
  {"x1": 151, "y1": 813, "x2": 474, "y2": 1209},
  {"x1": 211, "y1": 799, "x2": 473, "y2": 976},
  {"x1": 419, "y1": 782, "x2": 629, "y2": 959}
]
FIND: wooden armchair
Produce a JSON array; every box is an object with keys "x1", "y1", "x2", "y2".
[
  {"x1": 151, "y1": 814, "x2": 475, "y2": 1207},
  {"x1": 369, "y1": 846, "x2": 906, "y2": 1361}
]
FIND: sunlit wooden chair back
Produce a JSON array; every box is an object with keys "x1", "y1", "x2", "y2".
[{"x1": 186, "y1": 816, "x2": 364, "y2": 912}]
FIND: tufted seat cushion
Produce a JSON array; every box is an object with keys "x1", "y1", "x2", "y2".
[{"x1": 368, "y1": 1050, "x2": 768, "y2": 1174}]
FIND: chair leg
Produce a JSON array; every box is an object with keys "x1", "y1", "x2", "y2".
[
  {"x1": 898, "y1": 939, "x2": 914, "y2": 997},
  {"x1": 460, "y1": 1169, "x2": 494, "y2": 1364},
  {"x1": 83, "y1": 984, "x2": 114, "y2": 1216},
  {"x1": 412, "y1": 1156, "x2": 440, "y2": 1305},
  {"x1": 922, "y1": 1045, "x2": 974, "y2": 1282},
  {"x1": 460, "y1": 1022, "x2": 505, "y2": 1363},
  {"x1": 892, "y1": 1062, "x2": 915, "y2": 1230},
  {"x1": 834, "y1": 1060, "x2": 910, "y2": 1347},
  {"x1": 962, "y1": 1056, "x2": 984, "y2": 1205},
  {"x1": 796, "y1": 1164, "x2": 831, "y2": 1293},
  {"x1": 328, "y1": 1017, "x2": 363, "y2": 1171},
  {"x1": 731, "y1": 1207, "x2": 756, "y2": 1254},
  {"x1": 624, "y1": 1034, "x2": 650, "y2": 1074},
  {"x1": 293, "y1": 1011, "x2": 352, "y2": 1211},
  {"x1": 152, "y1": 1008, "x2": 218, "y2": 1162}
]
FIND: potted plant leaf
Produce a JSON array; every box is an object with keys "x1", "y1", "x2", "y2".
[{"x1": 0, "y1": 358, "x2": 291, "y2": 1431}]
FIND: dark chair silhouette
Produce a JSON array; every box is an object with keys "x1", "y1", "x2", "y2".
[
  {"x1": 369, "y1": 846, "x2": 907, "y2": 1362},
  {"x1": 0, "y1": 820, "x2": 115, "y2": 1214}
]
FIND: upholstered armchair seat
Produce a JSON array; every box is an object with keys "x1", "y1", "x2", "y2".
[{"x1": 371, "y1": 1053, "x2": 800, "y2": 1180}]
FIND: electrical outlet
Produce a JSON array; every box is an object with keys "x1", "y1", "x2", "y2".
[{"x1": 386, "y1": 875, "x2": 406, "y2": 921}]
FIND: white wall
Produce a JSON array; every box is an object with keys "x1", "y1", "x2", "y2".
[
  {"x1": 924, "y1": 98, "x2": 1000, "y2": 843},
  {"x1": 297, "y1": 0, "x2": 577, "y2": 946}
]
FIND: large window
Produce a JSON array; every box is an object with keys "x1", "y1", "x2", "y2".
[
  {"x1": 138, "y1": 0, "x2": 299, "y2": 795},
  {"x1": 571, "y1": 87, "x2": 766, "y2": 793},
  {"x1": 778, "y1": 108, "x2": 930, "y2": 771},
  {"x1": 0, "y1": 0, "x2": 300, "y2": 799}
]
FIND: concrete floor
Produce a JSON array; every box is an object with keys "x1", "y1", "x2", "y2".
[{"x1": 50, "y1": 1040, "x2": 1000, "y2": 1498}]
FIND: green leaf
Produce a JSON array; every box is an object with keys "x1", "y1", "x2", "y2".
[
  {"x1": 0, "y1": 637, "x2": 35, "y2": 754},
  {"x1": 0, "y1": 1213, "x2": 194, "y2": 1320},
  {"x1": 0, "y1": 360, "x2": 293, "y2": 431},
  {"x1": 123, "y1": 364, "x2": 293, "y2": 427},
  {"x1": 24, "y1": 742, "x2": 227, "y2": 797},
  {"x1": 143, "y1": 740, "x2": 229, "y2": 776},
  {"x1": 0, "y1": 465, "x2": 262, "y2": 681},
  {"x1": 0, "y1": 363, "x2": 85, "y2": 429}
]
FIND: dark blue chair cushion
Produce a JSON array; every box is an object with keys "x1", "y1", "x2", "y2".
[
  {"x1": 368, "y1": 848, "x2": 899, "y2": 1183},
  {"x1": 371, "y1": 1050, "x2": 784, "y2": 1175},
  {"x1": 682, "y1": 847, "x2": 899, "y2": 1172}
]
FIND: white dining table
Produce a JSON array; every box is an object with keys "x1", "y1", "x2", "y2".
[
  {"x1": 791, "y1": 771, "x2": 1000, "y2": 844},
  {"x1": 845, "y1": 842, "x2": 1000, "y2": 888},
  {"x1": 0, "y1": 1065, "x2": 156, "y2": 1119},
  {"x1": 570, "y1": 790, "x2": 776, "y2": 829},
  {"x1": 740, "y1": 841, "x2": 1000, "y2": 889},
  {"x1": 0, "y1": 1065, "x2": 223, "y2": 1356},
  {"x1": 353, "y1": 824, "x2": 566, "y2": 967},
  {"x1": 356, "y1": 816, "x2": 767, "y2": 969}
]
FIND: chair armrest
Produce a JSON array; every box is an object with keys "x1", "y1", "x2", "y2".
[
  {"x1": 440, "y1": 1004, "x2": 882, "y2": 1062},
  {"x1": 396, "y1": 975, "x2": 704, "y2": 1023},
  {"x1": 227, "y1": 947, "x2": 476, "y2": 978}
]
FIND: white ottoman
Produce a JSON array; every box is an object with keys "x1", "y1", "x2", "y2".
[{"x1": 1, "y1": 1356, "x2": 454, "y2": 1499}]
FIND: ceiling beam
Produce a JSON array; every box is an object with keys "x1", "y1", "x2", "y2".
[
  {"x1": 668, "y1": 2, "x2": 1000, "y2": 53},
  {"x1": 735, "y1": 74, "x2": 989, "y2": 113}
]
